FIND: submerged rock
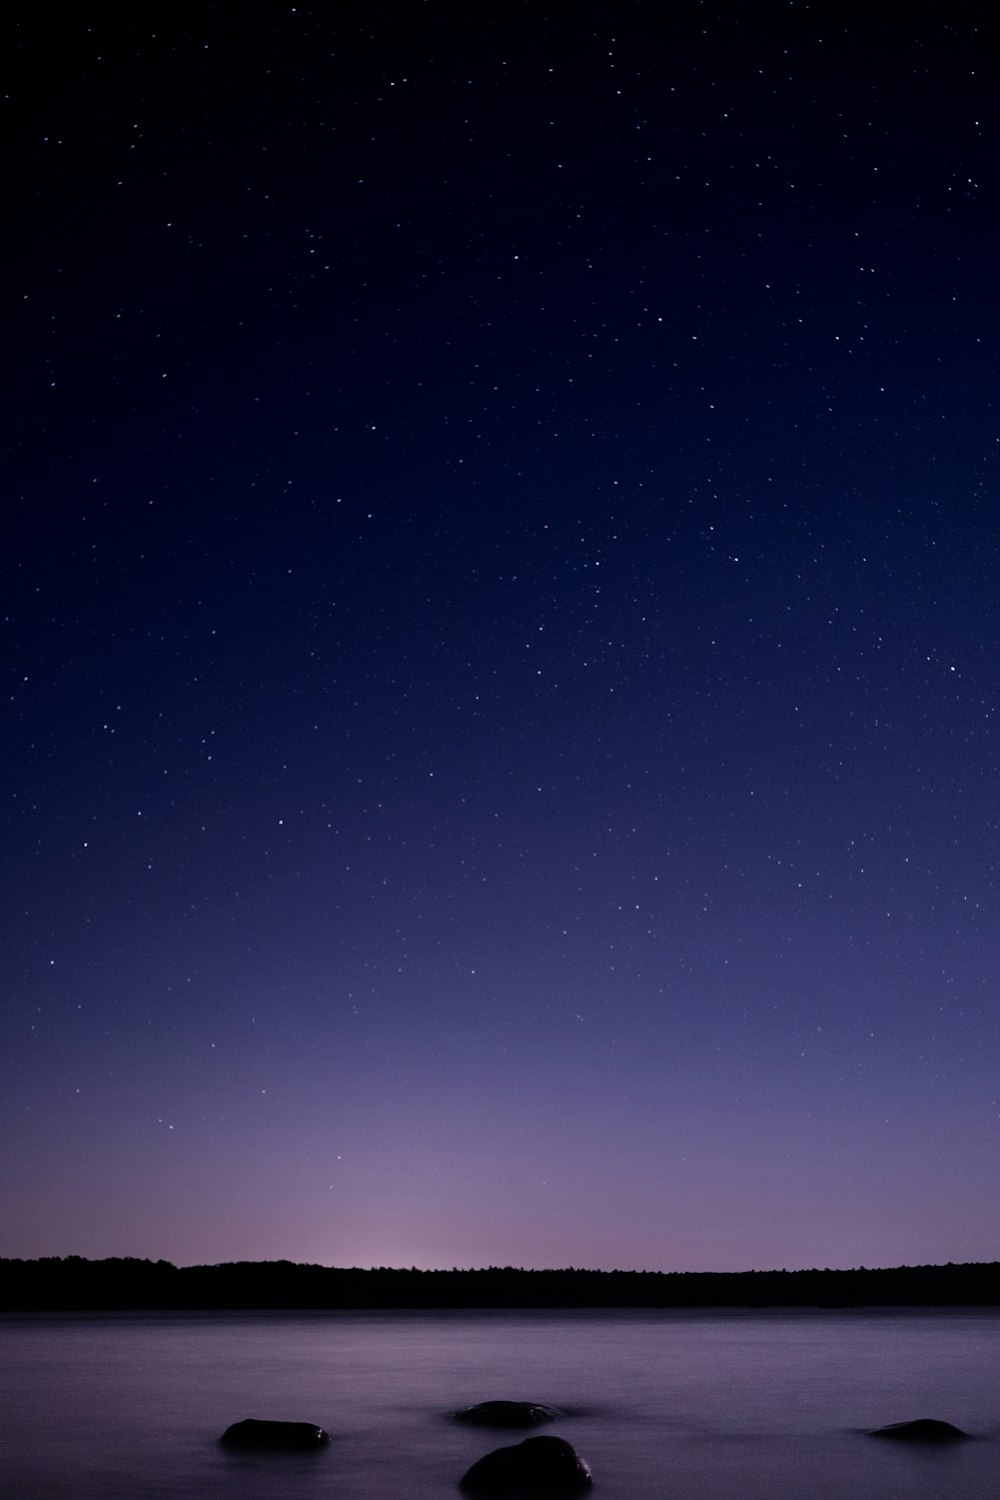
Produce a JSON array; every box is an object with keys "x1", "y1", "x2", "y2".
[
  {"x1": 219, "y1": 1418, "x2": 330, "y2": 1449},
  {"x1": 455, "y1": 1401, "x2": 563, "y2": 1427},
  {"x1": 868, "y1": 1418, "x2": 970, "y2": 1444},
  {"x1": 459, "y1": 1434, "x2": 592, "y2": 1495}
]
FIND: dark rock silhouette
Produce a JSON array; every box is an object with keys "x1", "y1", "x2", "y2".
[
  {"x1": 455, "y1": 1400, "x2": 562, "y2": 1427},
  {"x1": 459, "y1": 1434, "x2": 592, "y2": 1494},
  {"x1": 219, "y1": 1418, "x2": 330, "y2": 1449},
  {"x1": 868, "y1": 1418, "x2": 970, "y2": 1443}
]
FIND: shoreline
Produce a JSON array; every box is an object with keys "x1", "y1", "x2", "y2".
[{"x1": 3, "y1": 1256, "x2": 998, "y2": 1314}]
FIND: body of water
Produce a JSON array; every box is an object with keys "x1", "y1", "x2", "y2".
[{"x1": 2, "y1": 1307, "x2": 998, "y2": 1498}]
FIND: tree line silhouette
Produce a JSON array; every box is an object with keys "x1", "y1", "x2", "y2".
[{"x1": 2, "y1": 1257, "x2": 997, "y2": 1311}]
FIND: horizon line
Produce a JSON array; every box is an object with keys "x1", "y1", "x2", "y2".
[{"x1": 5, "y1": 1254, "x2": 995, "y2": 1277}]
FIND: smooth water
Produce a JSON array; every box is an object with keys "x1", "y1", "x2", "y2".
[{"x1": 2, "y1": 1308, "x2": 998, "y2": 1498}]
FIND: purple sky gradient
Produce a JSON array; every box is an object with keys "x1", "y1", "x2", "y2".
[{"x1": 4, "y1": 2, "x2": 998, "y2": 1272}]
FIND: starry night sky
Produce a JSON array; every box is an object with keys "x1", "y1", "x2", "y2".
[{"x1": 5, "y1": 2, "x2": 998, "y2": 1273}]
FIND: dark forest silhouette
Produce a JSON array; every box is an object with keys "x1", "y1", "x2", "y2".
[{"x1": 2, "y1": 1257, "x2": 997, "y2": 1312}]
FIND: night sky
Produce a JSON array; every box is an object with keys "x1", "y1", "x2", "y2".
[{"x1": 5, "y1": 3, "x2": 998, "y2": 1274}]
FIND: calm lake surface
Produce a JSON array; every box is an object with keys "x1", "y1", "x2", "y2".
[{"x1": 2, "y1": 1307, "x2": 998, "y2": 1498}]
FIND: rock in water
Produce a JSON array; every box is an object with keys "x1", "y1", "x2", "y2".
[
  {"x1": 219, "y1": 1418, "x2": 330, "y2": 1449},
  {"x1": 455, "y1": 1401, "x2": 562, "y2": 1427},
  {"x1": 459, "y1": 1434, "x2": 592, "y2": 1494},
  {"x1": 868, "y1": 1418, "x2": 970, "y2": 1444}
]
